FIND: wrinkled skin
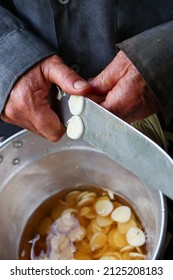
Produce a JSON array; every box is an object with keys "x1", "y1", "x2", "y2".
[
  {"x1": 1, "y1": 55, "x2": 92, "y2": 142},
  {"x1": 88, "y1": 50, "x2": 159, "y2": 123},
  {"x1": 1, "y1": 51, "x2": 159, "y2": 141}
]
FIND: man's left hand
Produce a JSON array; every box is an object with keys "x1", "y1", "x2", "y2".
[{"x1": 88, "y1": 50, "x2": 159, "y2": 123}]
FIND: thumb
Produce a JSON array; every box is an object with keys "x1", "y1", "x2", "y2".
[
  {"x1": 32, "y1": 102, "x2": 66, "y2": 142},
  {"x1": 41, "y1": 55, "x2": 93, "y2": 96}
]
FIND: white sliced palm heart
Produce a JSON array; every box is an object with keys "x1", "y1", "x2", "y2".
[
  {"x1": 67, "y1": 116, "x2": 84, "y2": 139},
  {"x1": 68, "y1": 95, "x2": 85, "y2": 115},
  {"x1": 67, "y1": 95, "x2": 85, "y2": 139},
  {"x1": 111, "y1": 206, "x2": 132, "y2": 223},
  {"x1": 126, "y1": 226, "x2": 146, "y2": 247}
]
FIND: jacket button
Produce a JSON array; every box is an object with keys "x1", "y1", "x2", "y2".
[{"x1": 58, "y1": 0, "x2": 71, "y2": 4}]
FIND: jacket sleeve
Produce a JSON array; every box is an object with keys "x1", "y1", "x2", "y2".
[
  {"x1": 117, "y1": 21, "x2": 173, "y2": 124},
  {"x1": 0, "y1": 5, "x2": 56, "y2": 113}
]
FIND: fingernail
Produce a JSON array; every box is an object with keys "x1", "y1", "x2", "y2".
[{"x1": 74, "y1": 80, "x2": 88, "y2": 89}]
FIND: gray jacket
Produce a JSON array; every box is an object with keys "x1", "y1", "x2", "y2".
[{"x1": 0, "y1": 0, "x2": 173, "y2": 125}]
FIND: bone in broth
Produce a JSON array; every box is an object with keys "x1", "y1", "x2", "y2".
[{"x1": 19, "y1": 185, "x2": 148, "y2": 260}]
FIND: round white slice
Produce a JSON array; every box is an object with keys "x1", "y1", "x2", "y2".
[
  {"x1": 67, "y1": 116, "x2": 84, "y2": 139},
  {"x1": 126, "y1": 226, "x2": 146, "y2": 247},
  {"x1": 95, "y1": 199, "x2": 113, "y2": 216},
  {"x1": 68, "y1": 95, "x2": 85, "y2": 115},
  {"x1": 111, "y1": 205, "x2": 131, "y2": 223},
  {"x1": 129, "y1": 252, "x2": 146, "y2": 259}
]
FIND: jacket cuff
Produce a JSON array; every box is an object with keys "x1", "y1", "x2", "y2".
[
  {"x1": 117, "y1": 21, "x2": 173, "y2": 124},
  {"x1": 0, "y1": 28, "x2": 56, "y2": 113}
]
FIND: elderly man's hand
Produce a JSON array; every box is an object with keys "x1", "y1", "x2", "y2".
[
  {"x1": 88, "y1": 50, "x2": 159, "y2": 123},
  {"x1": 1, "y1": 55, "x2": 91, "y2": 142}
]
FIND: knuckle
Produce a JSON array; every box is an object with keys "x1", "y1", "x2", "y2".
[
  {"x1": 5, "y1": 106, "x2": 17, "y2": 121},
  {"x1": 60, "y1": 67, "x2": 76, "y2": 82}
]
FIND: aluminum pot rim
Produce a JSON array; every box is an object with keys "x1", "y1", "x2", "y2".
[{"x1": 0, "y1": 130, "x2": 168, "y2": 259}]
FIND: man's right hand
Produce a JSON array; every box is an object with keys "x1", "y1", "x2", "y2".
[{"x1": 1, "y1": 55, "x2": 92, "y2": 142}]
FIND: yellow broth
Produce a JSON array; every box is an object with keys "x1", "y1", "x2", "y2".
[{"x1": 19, "y1": 185, "x2": 147, "y2": 260}]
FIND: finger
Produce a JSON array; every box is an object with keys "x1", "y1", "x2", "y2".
[
  {"x1": 86, "y1": 93, "x2": 107, "y2": 103},
  {"x1": 89, "y1": 51, "x2": 131, "y2": 94},
  {"x1": 31, "y1": 103, "x2": 66, "y2": 142},
  {"x1": 99, "y1": 74, "x2": 142, "y2": 121},
  {"x1": 100, "y1": 91, "x2": 139, "y2": 123},
  {"x1": 2, "y1": 102, "x2": 64, "y2": 141},
  {"x1": 1, "y1": 109, "x2": 43, "y2": 137},
  {"x1": 41, "y1": 55, "x2": 93, "y2": 96},
  {"x1": 100, "y1": 81, "x2": 158, "y2": 123}
]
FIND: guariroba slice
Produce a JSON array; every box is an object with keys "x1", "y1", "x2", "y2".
[
  {"x1": 61, "y1": 208, "x2": 77, "y2": 226},
  {"x1": 74, "y1": 251, "x2": 92, "y2": 260},
  {"x1": 107, "y1": 229, "x2": 120, "y2": 249},
  {"x1": 80, "y1": 206, "x2": 90, "y2": 216},
  {"x1": 118, "y1": 218, "x2": 137, "y2": 234},
  {"x1": 100, "y1": 251, "x2": 122, "y2": 260},
  {"x1": 75, "y1": 242, "x2": 91, "y2": 254},
  {"x1": 89, "y1": 232, "x2": 107, "y2": 251},
  {"x1": 92, "y1": 246, "x2": 107, "y2": 259},
  {"x1": 68, "y1": 95, "x2": 85, "y2": 116},
  {"x1": 90, "y1": 219, "x2": 102, "y2": 234},
  {"x1": 77, "y1": 195, "x2": 96, "y2": 207},
  {"x1": 97, "y1": 195, "x2": 110, "y2": 201},
  {"x1": 85, "y1": 211, "x2": 97, "y2": 219},
  {"x1": 65, "y1": 190, "x2": 81, "y2": 202},
  {"x1": 108, "y1": 190, "x2": 114, "y2": 200},
  {"x1": 136, "y1": 246, "x2": 143, "y2": 254},
  {"x1": 122, "y1": 252, "x2": 132, "y2": 260},
  {"x1": 112, "y1": 230, "x2": 128, "y2": 248},
  {"x1": 96, "y1": 215, "x2": 113, "y2": 227},
  {"x1": 99, "y1": 255, "x2": 117, "y2": 260},
  {"x1": 77, "y1": 191, "x2": 90, "y2": 201},
  {"x1": 67, "y1": 115, "x2": 84, "y2": 139},
  {"x1": 120, "y1": 245, "x2": 135, "y2": 253},
  {"x1": 111, "y1": 205, "x2": 131, "y2": 223},
  {"x1": 129, "y1": 252, "x2": 146, "y2": 260},
  {"x1": 81, "y1": 239, "x2": 91, "y2": 250},
  {"x1": 95, "y1": 199, "x2": 114, "y2": 216},
  {"x1": 126, "y1": 226, "x2": 146, "y2": 247}
]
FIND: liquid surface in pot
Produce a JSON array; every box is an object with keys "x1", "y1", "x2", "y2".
[{"x1": 19, "y1": 185, "x2": 147, "y2": 260}]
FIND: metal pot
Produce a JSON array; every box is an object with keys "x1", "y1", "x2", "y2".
[{"x1": 0, "y1": 130, "x2": 167, "y2": 259}]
